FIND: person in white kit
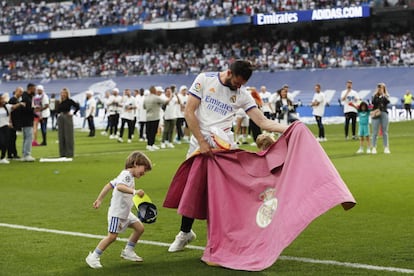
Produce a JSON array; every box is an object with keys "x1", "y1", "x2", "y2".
[
  {"x1": 85, "y1": 90, "x2": 96, "y2": 137},
  {"x1": 36, "y1": 85, "x2": 50, "y2": 146},
  {"x1": 340, "y1": 80, "x2": 360, "y2": 140},
  {"x1": 107, "y1": 88, "x2": 122, "y2": 139},
  {"x1": 86, "y1": 151, "x2": 153, "y2": 269},
  {"x1": 259, "y1": 85, "x2": 273, "y2": 119},
  {"x1": 118, "y1": 89, "x2": 136, "y2": 143},
  {"x1": 167, "y1": 59, "x2": 288, "y2": 252},
  {"x1": 311, "y1": 83, "x2": 326, "y2": 142}
]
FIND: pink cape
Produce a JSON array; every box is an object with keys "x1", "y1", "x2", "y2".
[{"x1": 163, "y1": 122, "x2": 356, "y2": 271}]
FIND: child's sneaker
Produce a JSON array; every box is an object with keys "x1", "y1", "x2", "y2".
[
  {"x1": 371, "y1": 147, "x2": 377, "y2": 154},
  {"x1": 384, "y1": 147, "x2": 391, "y2": 154},
  {"x1": 120, "y1": 249, "x2": 143, "y2": 262},
  {"x1": 366, "y1": 148, "x2": 371, "y2": 154},
  {"x1": 86, "y1": 252, "x2": 102, "y2": 269},
  {"x1": 356, "y1": 148, "x2": 363, "y2": 154}
]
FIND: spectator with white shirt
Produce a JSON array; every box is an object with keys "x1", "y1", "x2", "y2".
[
  {"x1": 161, "y1": 87, "x2": 180, "y2": 149},
  {"x1": 85, "y1": 90, "x2": 96, "y2": 137},
  {"x1": 311, "y1": 84, "x2": 326, "y2": 142},
  {"x1": 36, "y1": 85, "x2": 50, "y2": 145},
  {"x1": 340, "y1": 80, "x2": 360, "y2": 140},
  {"x1": 118, "y1": 89, "x2": 136, "y2": 143}
]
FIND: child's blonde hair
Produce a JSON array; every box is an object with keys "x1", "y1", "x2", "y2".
[
  {"x1": 256, "y1": 133, "x2": 276, "y2": 151},
  {"x1": 125, "y1": 151, "x2": 152, "y2": 171}
]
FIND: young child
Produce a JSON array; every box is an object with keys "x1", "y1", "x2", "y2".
[
  {"x1": 355, "y1": 101, "x2": 372, "y2": 154},
  {"x1": 86, "y1": 151, "x2": 153, "y2": 269},
  {"x1": 256, "y1": 133, "x2": 276, "y2": 151}
]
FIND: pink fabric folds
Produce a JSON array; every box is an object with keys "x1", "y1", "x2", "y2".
[{"x1": 163, "y1": 121, "x2": 356, "y2": 271}]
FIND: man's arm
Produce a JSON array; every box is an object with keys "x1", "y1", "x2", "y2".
[
  {"x1": 247, "y1": 107, "x2": 288, "y2": 133},
  {"x1": 184, "y1": 94, "x2": 212, "y2": 155}
]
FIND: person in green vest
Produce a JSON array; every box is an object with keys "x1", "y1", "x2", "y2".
[{"x1": 403, "y1": 90, "x2": 413, "y2": 120}]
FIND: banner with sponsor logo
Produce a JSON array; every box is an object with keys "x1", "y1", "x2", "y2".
[{"x1": 253, "y1": 5, "x2": 370, "y2": 25}]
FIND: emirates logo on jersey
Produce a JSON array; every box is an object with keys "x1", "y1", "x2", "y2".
[
  {"x1": 230, "y1": 95, "x2": 236, "y2": 103},
  {"x1": 256, "y1": 188, "x2": 278, "y2": 228}
]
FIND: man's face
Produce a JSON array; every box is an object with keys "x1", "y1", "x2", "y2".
[
  {"x1": 28, "y1": 86, "x2": 36, "y2": 95},
  {"x1": 224, "y1": 71, "x2": 246, "y2": 91}
]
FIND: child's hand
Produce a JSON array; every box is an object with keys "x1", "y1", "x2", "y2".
[
  {"x1": 93, "y1": 199, "x2": 102, "y2": 209},
  {"x1": 134, "y1": 189, "x2": 145, "y2": 197}
]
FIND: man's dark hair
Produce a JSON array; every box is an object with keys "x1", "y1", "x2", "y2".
[
  {"x1": 230, "y1": 60, "x2": 253, "y2": 81},
  {"x1": 27, "y1": 83, "x2": 36, "y2": 89}
]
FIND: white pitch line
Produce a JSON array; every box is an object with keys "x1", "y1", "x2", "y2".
[{"x1": 1, "y1": 223, "x2": 413, "y2": 274}]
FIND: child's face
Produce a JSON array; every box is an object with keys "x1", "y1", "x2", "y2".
[{"x1": 130, "y1": 165, "x2": 147, "y2": 178}]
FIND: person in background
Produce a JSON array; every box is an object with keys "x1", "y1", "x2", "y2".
[
  {"x1": 31, "y1": 85, "x2": 43, "y2": 146},
  {"x1": 36, "y1": 85, "x2": 50, "y2": 146},
  {"x1": 57, "y1": 88, "x2": 80, "y2": 158},
  {"x1": 403, "y1": 90, "x2": 412, "y2": 120},
  {"x1": 100, "y1": 90, "x2": 111, "y2": 136},
  {"x1": 143, "y1": 85, "x2": 168, "y2": 151},
  {"x1": 107, "y1": 88, "x2": 122, "y2": 139},
  {"x1": 175, "y1": 85, "x2": 189, "y2": 144},
  {"x1": 259, "y1": 85, "x2": 272, "y2": 119},
  {"x1": 311, "y1": 83, "x2": 326, "y2": 142},
  {"x1": 0, "y1": 93, "x2": 25, "y2": 164},
  {"x1": 118, "y1": 89, "x2": 136, "y2": 143},
  {"x1": 353, "y1": 101, "x2": 372, "y2": 154},
  {"x1": 340, "y1": 80, "x2": 360, "y2": 140},
  {"x1": 275, "y1": 86, "x2": 298, "y2": 126},
  {"x1": 371, "y1": 83, "x2": 391, "y2": 154},
  {"x1": 20, "y1": 83, "x2": 36, "y2": 161},
  {"x1": 234, "y1": 108, "x2": 249, "y2": 145},
  {"x1": 136, "y1": 88, "x2": 147, "y2": 142},
  {"x1": 85, "y1": 151, "x2": 152, "y2": 269},
  {"x1": 248, "y1": 86, "x2": 263, "y2": 146},
  {"x1": 161, "y1": 87, "x2": 179, "y2": 149},
  {"x1": 8, "y1": 87, "x2": 24, "y2": 159},
  {"x1": 49, "y1": 93, "x2": 59, "y2": 130},
  {"x1": 85, "y1": 90, "x2": 96, "y2": 137}
]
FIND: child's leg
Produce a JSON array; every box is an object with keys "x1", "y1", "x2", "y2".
[
  {"x1": 96, "y1": 232, "x2": 118, "y2": 252},
  {"x1": 126, "y1": 220, "x2": 145, "y2": 245},
  {"x1": 120, "y1": 221, "x2": 145, "y2": 262},
  {"x1": 86, "y1": 232, "x2": 118, "y2": 269}
]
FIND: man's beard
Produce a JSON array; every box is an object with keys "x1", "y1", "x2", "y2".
[{"x1": 224, "y1": 79, "x2": 237, "y2": 91}]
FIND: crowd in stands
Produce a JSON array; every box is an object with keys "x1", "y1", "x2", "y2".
[
  {"x1": 1, "y1": 31, "x2": 413, "y2": 81},
  {"x1": 0, "y1": 0, "x2": 376, "y2": 35}
]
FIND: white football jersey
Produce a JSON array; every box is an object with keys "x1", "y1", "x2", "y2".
[
  {"x1": 188, "y1": 72, "x2": 256, "y2": 134},
  {"x1": 108, "y1": 170, "x2": 135, "y2": 219}
]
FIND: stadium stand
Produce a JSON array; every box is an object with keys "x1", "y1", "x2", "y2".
[
  {"x1": 0, "y1": 0, "x2": 413, "y2": 114},
  {"x1": 0, "y1": 0, "x2": 384, "y2": 35}
]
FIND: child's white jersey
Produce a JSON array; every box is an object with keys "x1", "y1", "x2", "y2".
[
  {"x1": 108, "y1": 170, "x2": 135, "y2": 219},
  {"x1": 188, "y1": 72, "x2": 256, "y2": 134}
]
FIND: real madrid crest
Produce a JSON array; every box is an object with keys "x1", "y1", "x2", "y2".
[
  {"x1": 256, "y1": 188, "x2": 278, "y2": 228},
  {"x1": 230, "y1": 95, "x2": 237, "y2": 103}
]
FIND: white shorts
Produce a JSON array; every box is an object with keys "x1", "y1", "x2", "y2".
[
  {"x1": 107, "y1": 212, "x2": 139, "y2": 234},
  {"x1": 236, "y1": 116, "x2": 249, "y2": 127}
]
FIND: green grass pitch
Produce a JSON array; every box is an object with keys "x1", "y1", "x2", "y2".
[{"x1": 0, "y1": 121, "x2": 413, "y2": 275}]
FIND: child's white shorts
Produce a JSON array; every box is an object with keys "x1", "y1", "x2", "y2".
[{"x1": 107, "y1": 212, "x2": 139, "y2": 233}]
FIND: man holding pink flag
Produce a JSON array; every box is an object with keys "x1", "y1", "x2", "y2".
[{"x1": 163, "y1": 59, "x2": 356, "y2": 271}]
